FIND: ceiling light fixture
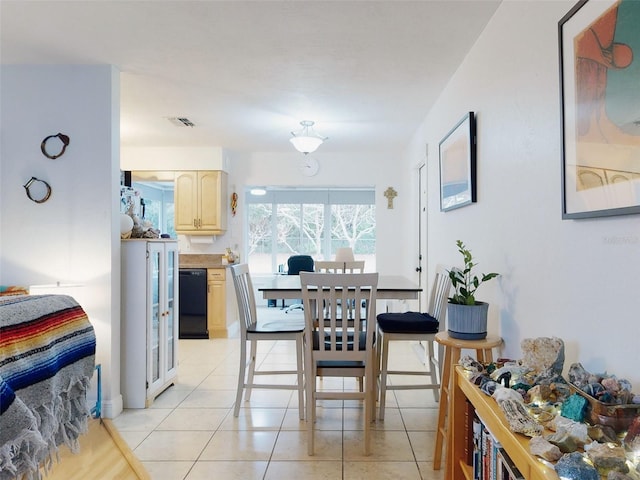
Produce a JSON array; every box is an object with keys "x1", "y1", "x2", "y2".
[
  {"x1": 250, "y1": 187, "x2": 267, "y2": 196},
  {"x1": 290, "y1": 120, "x2": 327, "y2": 154}
]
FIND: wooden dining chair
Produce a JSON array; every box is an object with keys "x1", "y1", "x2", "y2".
[
  {"x1": 313, "y1": 260, "x2": 366, "y2": 328},
  {"x1": 376, "y1": 264, "x2": 452, "y2": 420},
  {"x1": 300, "y1": 271, "x2": 378, "y2": 455},
  {"x1": 230, "y1": 264, "x2": 305, "y2": 419}
]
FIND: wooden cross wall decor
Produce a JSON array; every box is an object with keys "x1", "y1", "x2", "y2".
[{"x1": 384, "y1": 187, "x2": 397, "y2": 209}]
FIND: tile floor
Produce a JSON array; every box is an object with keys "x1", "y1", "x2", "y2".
[{"x1": 113, "y1": 306, "x2": 445, "y2": 480}]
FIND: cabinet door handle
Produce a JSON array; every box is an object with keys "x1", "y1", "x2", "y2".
[{"x1": 193, "y1": 218, "x2": 197, "y2": 227}]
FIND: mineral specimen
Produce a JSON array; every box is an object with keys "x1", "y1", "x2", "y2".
[
  {"x1": 555, "y1": 452, "x2": 599, "y2": 480},
  {"x1": 498, "y1": 398, "x2": 543, "y2": 437},
  {"x1": 546, "y1": 429, "x2": 578, "y2": 453},
  {"x1": 552, "y1": 416, "x2": 590, "y2": 446},
  {"x1": 521, "y1": 336, "x2": 565, "y2": 380},
  {"x1": 588, "y1": 424, "x2": 619, "y2": 444},
  {"x1": 569, "y1": 363, "x2": 637, "y2": 407},
  {"x1": 529, "y1": 435, "x2": 562, "y2": 462},
  {"x1": 585, "y1": 443, "x2": 629, "y2": 475},
  {"x1": 569, "y1": 363, "x2": 591, "y2": 389},
  {"x1": 607, "y1": 472, "x2": 635, "y2": 480},
  {"x1": 624, "y1": 416, "x2": 640, "y2": 444},
  {"x1": 460, "y1": 355, "x2": 484, "y2": 372},
  {"x1": 561, "y1": 393, "x2": 587, "y2": 422},
  {"x1": 492, "y1": 385, "x2": 524, "y2": 404}
]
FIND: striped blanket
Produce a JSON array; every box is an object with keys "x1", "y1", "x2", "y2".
[{"x1": 0, "y1": 294, "x2": 96, "y2": 480}]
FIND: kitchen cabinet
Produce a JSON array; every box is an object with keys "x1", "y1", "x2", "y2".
[
  {"x1": 174, "y1": 170, "x2": 227, "y2": 234},
  {"x1": 121, "y1": 239, "x2": 179, "y2": 408},
  {"x1": 207, "y1": 268, "x2": 227, "y2": 337}
]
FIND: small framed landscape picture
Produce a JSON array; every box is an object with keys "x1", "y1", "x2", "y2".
[{"x1": 439, "y1": 111, "x2": 476, "y2": 212}]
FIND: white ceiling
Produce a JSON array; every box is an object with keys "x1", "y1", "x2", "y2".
[{"x1": 1, "y1": 0, "x2": 501, "y2": 154}]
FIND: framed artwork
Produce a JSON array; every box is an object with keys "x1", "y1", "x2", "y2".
[
  {"x1": 439, "y1": 111, "x2": 476, "y2": 212},
  {"x1": 559, "y1": 0, "x2": 640, "y2": 219}
]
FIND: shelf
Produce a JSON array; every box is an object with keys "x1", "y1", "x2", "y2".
[
  {"x1": 448, "y1": 366, "x2": 558, "y2": 480},
  {"x1": 459, "y1": 459, "x2": 473, "y2": 480}
]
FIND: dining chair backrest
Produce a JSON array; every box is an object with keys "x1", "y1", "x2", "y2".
[
  {"x1": 315, "y1": 260, "x2": 365, "y2": 273},
  {"x1": 300, "y1": 272, "x2": 378, "y2": 362},
  {"x1": 428, "y1": 264, "x2": 452, "y2": 330},
  {"x1": 230, "y1": 263, "x2": 258, "y2": 335},
  {"x1": 314, "y1": 260, "x2": 344, "y2": 273},
  {"x1": 343, "y1": 260, "x2": 365, "y2": 273}
]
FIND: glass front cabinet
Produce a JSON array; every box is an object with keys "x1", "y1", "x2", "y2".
[{"x1": 122, "y1": 239, "x2": 179, "y2": 408}]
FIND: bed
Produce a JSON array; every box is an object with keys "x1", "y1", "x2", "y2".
[{"x1": 0, "y1": 292, "x2": 96, "y2": 480}]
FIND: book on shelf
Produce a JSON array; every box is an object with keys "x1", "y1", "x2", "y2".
[
  {"x1": 473, "y1": 412, "x2": 482, "y2": 480},
  {"x1": 470, "y1": 411, "x2": 522, "y2": 480},
  {"x1": 497, "y1": 448, "x2": 524, "y2": 480},
  {"x1": 465, "y1": 399, "x2": 475, "y2": 465}
]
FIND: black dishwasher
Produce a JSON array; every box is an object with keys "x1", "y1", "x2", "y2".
[{"x1": 179, "y1": 268, "x2": 209, "y2": 339}]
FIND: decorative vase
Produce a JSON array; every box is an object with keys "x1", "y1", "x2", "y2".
[{"x1": 447, "y1": 302, "x2": 489, "y2": 340}]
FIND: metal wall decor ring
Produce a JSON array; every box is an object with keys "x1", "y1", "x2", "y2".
[
  {"x1": 40, "y1": 133, "x2": 70, "y2": 159},
  {"x1": 23, "y1": 177, "x2": 52, "y2": 203}
]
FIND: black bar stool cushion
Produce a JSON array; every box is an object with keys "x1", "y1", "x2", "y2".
[{"x1": 377, "y1": 311, "x2": 439, "y2": 334}]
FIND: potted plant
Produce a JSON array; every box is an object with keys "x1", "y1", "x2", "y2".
[{"x1": 447, "y1": 240, "x2": 499, "y2": 340}]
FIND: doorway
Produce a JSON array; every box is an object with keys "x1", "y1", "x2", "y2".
[{"x1": 418, "y1": 158, "x2": 428, "y2": 311}]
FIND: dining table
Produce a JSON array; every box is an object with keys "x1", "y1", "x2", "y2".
[{"x1": 256, "y1": 274, "x2": 421, "y2": 301}]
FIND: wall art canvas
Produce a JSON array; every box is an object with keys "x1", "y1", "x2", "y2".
[
  {"x1": 559, "y1": 0, "x2": 640, "y2": 219},
  {"x1": 439, "y1": 112, "x2": 476, "y2": 212}
]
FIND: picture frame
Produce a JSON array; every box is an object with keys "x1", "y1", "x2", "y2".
[
  {"x1": 439, "y1": 111, "x2": 476, "y2": 212},
  {"x1": 559, "y1": 0, "x2": 640, "y2": 219}
]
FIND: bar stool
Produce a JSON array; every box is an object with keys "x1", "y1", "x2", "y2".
[{"x1": 432, "y1": 331, "x2": 503, "y2": 470}]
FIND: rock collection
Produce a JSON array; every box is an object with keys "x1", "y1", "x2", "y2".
[{"x1": 460, "y1": 336, "x2": 640, "y2": 479}]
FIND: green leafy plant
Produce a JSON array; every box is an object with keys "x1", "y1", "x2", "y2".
[{"x1": 448, "y1": 240, "x2": 499, "y2": 305}]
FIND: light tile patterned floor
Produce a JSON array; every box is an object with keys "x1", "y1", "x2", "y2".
[{"x1": 112, "y1": 307, "x2": 445, "y2": 480}]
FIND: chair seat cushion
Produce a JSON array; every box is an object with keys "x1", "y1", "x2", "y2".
[
  {"x1": 317, "y1": 360, "x2": 365, "y2": 368},
  {"x1": 376, "y1": 311, "x2": 439, "y2": 334}
]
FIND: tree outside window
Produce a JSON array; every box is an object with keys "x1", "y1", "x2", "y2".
[{"x1": 246, "y1": 189, "x2": 375, "y2": 274}]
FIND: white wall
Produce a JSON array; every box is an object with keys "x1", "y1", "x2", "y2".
[
  {"x1": 0, "y1": 65, "x2": 123, "y2": 418},
  {"x1": 409, "y1": 0, "x2": 640, "y2": 385}
]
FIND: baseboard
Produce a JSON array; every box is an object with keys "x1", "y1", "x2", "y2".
[{"x1": 102, "y1": 394, "x2": 123, "y2": 419}]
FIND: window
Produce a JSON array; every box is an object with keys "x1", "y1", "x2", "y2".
[
  {"x1": 245, "y1": 188, "x2": 375, "y2": 273},
  {"x1": 131, "y1": 182, "x2": 176, "y2": 238}
]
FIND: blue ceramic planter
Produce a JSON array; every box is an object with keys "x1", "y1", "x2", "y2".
[{"x1": 447, "y1": 302, "x2": 489, "y2": 340}]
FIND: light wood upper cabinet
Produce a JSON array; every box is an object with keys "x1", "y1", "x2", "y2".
[{"x1": 174, "y1": 171, "x2": 227, "y2": 234}]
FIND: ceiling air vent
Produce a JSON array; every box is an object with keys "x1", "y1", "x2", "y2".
[{"x1": 167, "y1": 117, "x2": 195, "y2": 127}]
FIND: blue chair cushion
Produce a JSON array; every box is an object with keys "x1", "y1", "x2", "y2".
[{"x1": 376, "y1": 311, "x2": 439, "y2": 334}]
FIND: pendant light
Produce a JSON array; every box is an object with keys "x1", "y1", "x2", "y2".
[{"x1": 290, "y1": 120, "x2": 327, "y2": 154}]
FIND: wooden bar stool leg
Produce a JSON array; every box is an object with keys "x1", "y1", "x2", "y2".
[{"x1": 433, "y1": 333, "x2": 502, "y2": 472}]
